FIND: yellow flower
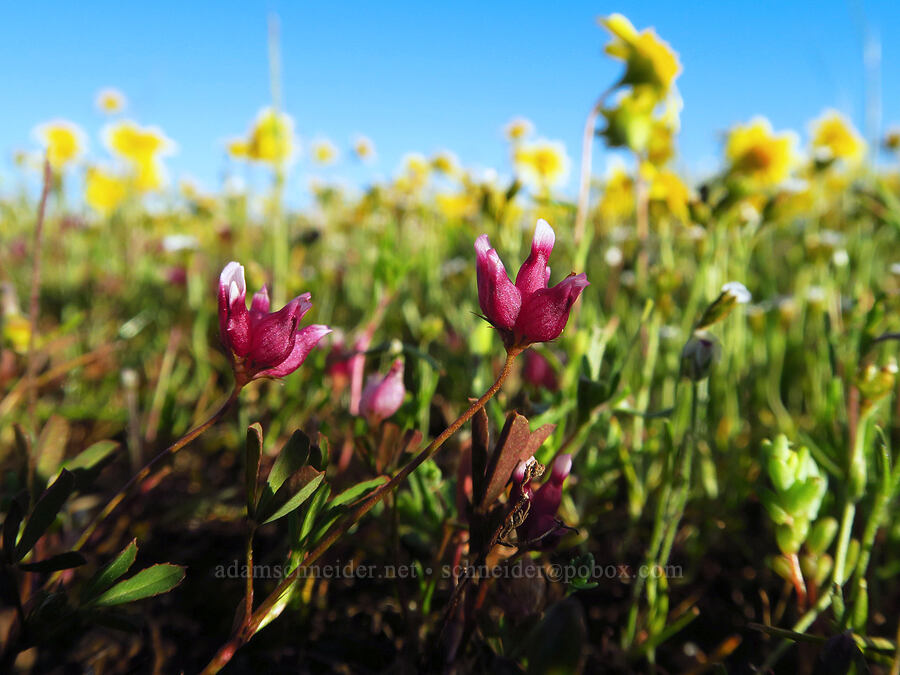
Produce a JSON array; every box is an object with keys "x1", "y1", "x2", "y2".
[
  {"x1": 352, "y1": 135, "x2": 375, "y2": 161},
  {"x1": 2, "y1": 283, "x2": 31, "y2": 353},
  {"x1": 809, "y1": 109, "x2": 866, "y2": 164},
  {"x1": 134, "y1": 157, "x2": 167, "y2": 193},
  {"x1": 598, "y1": 163, "x2": 634, "y2": 223},
  {"x1": 647, "y1": 166, "x2": 691, "y2": 221},
  {"x1": 435, "y1": 190, "x2": 478, "y2": 220},
  {"x1": 85, "y1": 165, "x2": 128, "y2": 215},
  {"x1": 246, "y1": 107, "x2": 295, "y2": 166},
  {"x1": 399, "y1": 153, "x2": 431, "y2": 191},
  {"x1": 646, "y1": 93, "x2": 681, "y2": 166},
  {"x1": 513, "y1": 139, "x2": 570, "y2": 190},
  {"x1": 431, "y1": 150, "x2": 460, "y2": 176},
  {"x1": 311, "y1": 138, "x2": 339, "y2": 165},
  {"x1": 600, "y1": 13, "x2": 681, "y2": 95},
  {"x1": 725, "y1": 117, "x2": 797, "y2": 187},
  {"x1": 226, "y1": 138, "x2": 249, "y2": 160},
  {"x1": 33, "y1": 119, "x2": 86, "y2": 170},
  {"x1": 504, "y1": 117, "x2": 534, "y2": 142},
  {"x1": 104, "y1": 120, "x2": 175, "y2": 165},
  {"x1": 96, "y1": 88, "x2": 126, "y2": 114}
]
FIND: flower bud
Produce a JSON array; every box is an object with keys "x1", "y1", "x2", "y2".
[
  {"x1": 680, "y1": 331, "x2": 720, "y2": 381},
  {"x1": 359, "y1": 359, "x2": 405, "y2": 424}
]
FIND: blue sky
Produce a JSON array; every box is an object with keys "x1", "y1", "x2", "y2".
[{"x1": 2, "y1": 1, "x2": 899, "y2": 200}]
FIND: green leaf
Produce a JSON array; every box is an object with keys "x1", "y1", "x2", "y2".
[
  {"x1": 91, "y1": 564, "x2": 185, "y2": 607},
  {"x1": 35, "y1": 415, "x2": 70, "y2": 481},
  {"x1": 15, "y1": 470, "x2": 75, "y2": 562},
  {"x1": 807, "y1": 517, "x2": 838, "y2": 556},
  {"x1": 19, "y1": 551, "x2": 86, "y2": 573},
  {"x1": 63, "y1": 440, "x2": 119, "y2": 472},
  {"x1": 267, "y1": 430, "x2": 312, "y2": 493},
  {"x1": 245, "y1": 424, "x2": 263, "y2": 516},
  {"x1": 2, "y1": 497, "x2": 24, "y2": 564},
  {"x1": 260, "y1": 471, "x2": 325, "y2": 525},
  {"x1": 308, "y1": 434, "x2": 329, "y2": 472},
  {"x1": 298, "y1": 483, "x2": 331, "y2": 546},
  {"x1": 82, "y1": 539, "x2": 138, "y2": 601},
  {"x1": 329, "y1": 477, "x2": 388, "y2": 508}
]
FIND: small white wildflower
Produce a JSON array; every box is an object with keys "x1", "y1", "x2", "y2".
[
  {"x1": 722, "y1": 281, "x2": 752, "y2": 304},
  {"x1": 890, "y1": 262, "x2": 900, "y2": 276},
  {"x1": 604, "y1": 246, "x2": 623, "y2": 267},
  {"x1": 832, "y1": 250, "x2": 849, "y2": 267},
  {"x1": 659, "y1": 325, "x2": 681, "y2": 340},
  {"x1": 806, "y1": 286, "x2": 826, "y2": 304},
  {"x1": 162, "y1": 234, "x2": 198, "y2": 252},
  {"x1": 687, "y1": 225, "x2": 707, "y2": 241}
]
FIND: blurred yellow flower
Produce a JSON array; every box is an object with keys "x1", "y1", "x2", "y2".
[
  {"x1": 600, "y1": 13, "x2": 681, "y2": 95},
  {"x1": 725, "y1": 117, "x2": 797, "y2": 187},
  {"x1": 246, "y1": 107, "x2": 295, "y2": 166},
  {"x1": 647, "y1": 119, "x2": 676, "y2": 166},
  {"x1": 393, "y1": 154, "x2": 431, "y2": 194},
  {"x1": 598, "y1": 164, "x2": 635, "y2": 223},
  {"x1": 85, "y1": 165, "x2": 128, "y2": 215},
  {"x1": 436, "y1": 190, "x2": 478, "y2": 220},
  {"x1": 648, "y1": 167, "x2": 691, "y2": 221},
  {"x1": 104, "y1": 120, "x2": 175, "y2": 165},
  {"x1": 810, "y1": 110, "x2": 865, "y2": 164},
  {"x1": 352, "y1": 135, "x2": 376, "y2": 161},
  {"x1": 513, "y1": 139, "x2": 570, "y2": 190},
  {"x1": 311, "y1": 138, "x2": 339, "y2": 165},
  {"x1": 504, "y1": 117, "x2": 534, "y2": 142},
  {"x1": 2, "y1": 283, "x2": 31, "y2": 353},
  {"x1": 134, "y1": 157, "x2": 167, "y2": 193},
  {"x1": 33, "y1": 119, "x2": 86, "y2": 170},
  {"x1": 226, "y1": 138, "x2": 249, "y2": 160},
  {"x1": 96, "y1": 88, "x2": 126, "y2": 114},
  {"x1": 431, "y1": 150, "x2": 460, "y2": 176}
]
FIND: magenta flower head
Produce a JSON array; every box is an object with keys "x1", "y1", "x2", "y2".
[
  {"x1": 218, "y1": 261, "x2": 331, "y2": 385},
  {"x1": 359, "y1": 358, "x2": 405, "y2": 424},
  {"x1": 512, "y1": 453, "x2": 573, "y2": 550},
  {"x1": 475, "y1": 219, "x2": 588, "y2": 351}
]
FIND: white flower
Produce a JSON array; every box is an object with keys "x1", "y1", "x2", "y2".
[
  {"x1": 604, "y1": 246, "x2": 624, "y2": 267},
  {"x1": 162, "y1": 234, "x2": 199, "y2": 252},
  {"x1": 722, "y1": 281, "x2": 751, "y2": 304}
]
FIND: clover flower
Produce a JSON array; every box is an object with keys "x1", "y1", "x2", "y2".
[
  {"x1": 475, "y1": 219, "x2": 588, "y2": 351},
  {"x1": 218, "y1": 262, "x2": 331, "y2": 384}
]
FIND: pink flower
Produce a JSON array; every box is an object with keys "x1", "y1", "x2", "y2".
[
  {"x1": 512, "y1": 453, "x2": 573, "y2": 549},
  {"x1": 523, "y1": 350, "x2": 559, "y2": 391},
  {"x1": 475, "y1": 219, "x2": 588, "y2": 350},
  {"x1": 218, "y1": 261, "x2": 331, "y2": 383},
  {"x1": 359, "y1": 359, "x2": 406, "y2": 424}
]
